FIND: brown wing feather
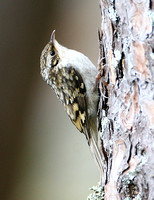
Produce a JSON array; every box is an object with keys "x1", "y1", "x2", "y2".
[{"x1": 60, "y1": 66, "x2": 90, "y2": 141}]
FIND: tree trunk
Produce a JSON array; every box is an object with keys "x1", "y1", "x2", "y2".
[{"x1": 91, "y1": 0, "x2": 154, "y2": 199}]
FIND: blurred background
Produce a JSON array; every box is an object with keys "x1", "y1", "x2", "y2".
[{"x1": 0, "y1": 0, "x2": 101, "y2": 199}]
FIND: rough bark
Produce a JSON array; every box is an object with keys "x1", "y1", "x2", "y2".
[{"x1": 95, "y1": 0, "x2": 154, "y2": 199}]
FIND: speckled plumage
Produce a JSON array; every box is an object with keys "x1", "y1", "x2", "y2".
[{"x1": 40, "y1": 30, "x2": 103, "y2": 180}]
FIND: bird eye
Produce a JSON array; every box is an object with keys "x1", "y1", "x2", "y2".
[{"x1": 50, "y1": 50, "x2": 55, "y2": 56}]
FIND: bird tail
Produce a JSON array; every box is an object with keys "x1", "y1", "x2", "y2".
[{"x1": 89, "y1": 135, "x2": 104, "y2": 184}]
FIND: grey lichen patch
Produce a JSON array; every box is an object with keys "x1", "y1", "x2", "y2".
[
  {"x1": 124, "y1": 193, "x2": 142, "y2": 200},
  {"x1": 122, "y1": 172, "x2": 137, "y2": 183},
  {"x1": 87, "y1": 185, "x2": 105, "y2": 200},
  {"x1": 108, "y1": 6, "x2": 118, "y2": 22},
  {"x1": 133, "y1": 193, "x2": 142, "y2": 200},
  {"x1": 113, "y1": 49, "x2": 122, "y2": 68},
  {"x1": 150, "y1": 52, "x2": 154, "y2": 59},
  {"x1": 122, "y1": 37, "x2": 131, "y2": 53},
  {"x1": 120, "y1": 172, "x2": 139, "y2": 199},
  {"x1": 100, "y1": 116, "x2": 110, "y2": 138}
]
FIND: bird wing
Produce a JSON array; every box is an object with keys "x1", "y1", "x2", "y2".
[
  {"x1": 54, "y1": 66, "x2": 103, "y2": 179},
  {"x1": 60, "y1": 66, "x2": 91, "y2": 141}
]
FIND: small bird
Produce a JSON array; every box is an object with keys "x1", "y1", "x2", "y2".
[{"x1": 40, "y1": 30, "x2": 103, "y2": 181}]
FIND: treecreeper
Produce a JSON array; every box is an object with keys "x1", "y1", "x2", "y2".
[{"x1": 40, "y1": 30, "x2": 103, "y2": 183}]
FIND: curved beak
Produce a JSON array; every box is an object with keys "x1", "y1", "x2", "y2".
[{"x1": 50, "y1": 30, "x2": 56, "y2": 45}]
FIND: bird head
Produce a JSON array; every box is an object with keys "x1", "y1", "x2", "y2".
[{"x1": 40, "y1": 30, "x2": 68, "y2": 82}]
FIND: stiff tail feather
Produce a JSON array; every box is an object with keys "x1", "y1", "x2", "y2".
[{"x1": 89, "y1": 135, "x2": 104, "y2": 184}]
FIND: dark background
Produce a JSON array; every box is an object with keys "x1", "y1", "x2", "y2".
[{"x1": 0, "y1": 0, "x2": 100, "y2": 199}]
